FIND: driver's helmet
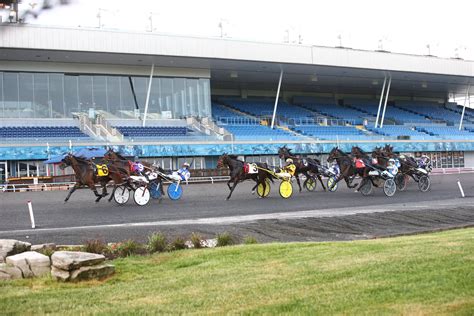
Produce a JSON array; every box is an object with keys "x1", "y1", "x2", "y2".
[
  {"x1": 182, "y1": 162, "x2": 190, "y2": 168},
  {"x1": 286, "y1": 158, "x2": 293, "y2": 164},
  {"x1": 388, "y1": 159, "x2": 396, "y2": 166},
  {"x1": 133, "y1": 162, "x2": 144, "y2": 173},
  {"x1": 331, "y1": 160, "x2": 338, "y2": 166}
]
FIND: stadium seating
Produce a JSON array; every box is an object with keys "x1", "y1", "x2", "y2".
[
  {"x1": 224, "y1": 125, "x2": 299, "y2": 141},
  {"x1": 290, "y1": 125, "x2": 367, "y2": 141},
  {"x1": 115, "y1": 126, "x2": 188, "y2": 138},
  {"x1": 0, "y1": 126, "x2": 90, "y2": 140},
  {"x1": 395, "y1": 101, "x2": 472, "y2": 124},
  {"x1": 365, "y1": 125, "x2": 435, "y2": 140},
  {"x1": 415, "y1": 126, "x2": 474, "y2": 140}
]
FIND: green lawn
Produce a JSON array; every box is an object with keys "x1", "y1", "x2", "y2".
[{"x1": 1, "y1": 228, "x2": 473, "y2": 315}]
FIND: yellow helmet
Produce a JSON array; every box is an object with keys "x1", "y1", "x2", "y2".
[{"x1": 286, "y1": 158, "x2": 293, "y2": 164}]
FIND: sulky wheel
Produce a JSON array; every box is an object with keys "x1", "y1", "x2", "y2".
[
  {"x1": 257, "y1": 178, "x2": 271, "y2": 198},
  {"x1": 279, "y1": 181, "x2": 293, "y2": 199},
  {"x1": 418, "y1": 175, "x2": 431, "y2": 192},
  {"x1": 327, "y1": 176, "x2": 338, "y2": 192},
  {"x1": 359, "y1": 180, "x2": 373, "y2": 196},
  {"x1": 167, "y1": 182, "x2": 183, "y2": 200},
  {"x1": 395, "y1": 173, "x2": 408, "y2": 191},
  {"x1": 133, "y1": 186, "x2": 151, "y2": 206},
  {"x1": 113, "y1": 185, "x2": 130, "y2": 205},
  {"x1": 383, "y1": 178, "x2": 397, "y2": 197},
  {"x1": 304, "y1": 176, "x2": 317, "y2": 192},
  {"x1": 149, "y1": 182, "x2": 163, "y2": 199}
]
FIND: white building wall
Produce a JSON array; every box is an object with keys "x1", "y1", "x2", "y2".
[{"x1": 464, "y1": 152, "x2": 474, "y2": 168}]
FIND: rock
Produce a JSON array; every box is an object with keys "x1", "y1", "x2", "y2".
[
  {"x1": 51, "y1": 251, "x2": 105, "y2": 271},
  {"x1": 31, "y1": 243, "x2": 56, "y2": 252},
  {"x1": 51, "y1": 266, "x2": 71, "y2": 282},
  {"x1": 0, "y1": 263, "x2": 23, "y2": 280},
  {"x1": 0, "y1": 239, "x2": 31, "y2": 263},
  {"x1": 6, "y1": 251, "x2": 51, "y2": 278},
  {"x1": 69, "y1": 264, "x2": 115, "y2": 282}
]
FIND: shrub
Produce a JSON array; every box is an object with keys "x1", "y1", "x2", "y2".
[
  {"x1": 244, "y1": 236, "x2": 258, "y2": 245},
  {"x1": 216, "y1": 232, "x2": 235, "y2": 247},
  {"x1": 38, "y1": 247, "x2": 55, "y2": 257},
  {"x1": 83, "y1": 239, "x2": 107, "y2": 254},
  {"x1": 190, "y1": 232, "x2": 203, "y2": 249},
  {"x1": 147, "y1": 232, "x2": 168, "y2": 253},
  {"x1": 169, "y1": 236, "x2": 187, "y2": 251},
  {"x1": 111, "y1": 239, "x2": 141, "y2": 257}
]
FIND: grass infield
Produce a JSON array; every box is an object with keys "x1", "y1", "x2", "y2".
[{"x1": 1, "y1": 228, "x2": 473, "y2": 315}]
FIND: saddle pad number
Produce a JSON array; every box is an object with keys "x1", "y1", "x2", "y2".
[
  {"x1": 247, "y1": 163, "x2": 258, "y2": 174},
  {"x1": 97, "y1": 164, "x2": 109, "y2": 176}
]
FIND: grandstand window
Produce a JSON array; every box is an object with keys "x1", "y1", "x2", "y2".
[
  {"x1": 92, "y1": 76, "x2": 108, "y2": 113},
  {"x1": 49, "y1": 74, "x2": 65, "y2": 118},
  {"x1": 33, "y1": 73, "x2": 49, "y2": 118},
  {"x1": 0, "y1": 73, "x2": 3, "y2": 118},
  {"x1": 3, "y1": 72, "x2": 19, "y2": 118},
  {"x1": 149, "y1": 78, "x2": 161, "y2": 115},
  {"x1": 64, "y1": 75, "x2": 79, "y2": 116},
  {"x1": 120, "y1": 77, "x2": 136, "y2": 118},
  {"x1": 160, "y1": 78, "x2": 173, "y2": 115},
  {"x1": 173, "y1": 78, "x2": 186, "y2": 118},
  {"x1": 132, "y1": 77, "x2": 148, "y2": 110},
  {"x1": 106, "y1": 76, "x2": 121, "y2": 117},
  {"x1": 19, "y1": 73, "x2": 34, "y2": 118},
  {"x1": 78, "y1": 76, "x2": 93, "y2": 113}
]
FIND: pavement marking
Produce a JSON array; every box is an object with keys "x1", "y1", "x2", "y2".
[{"x1": 1, "y1": 197, "x2": 473, "y2": 236}]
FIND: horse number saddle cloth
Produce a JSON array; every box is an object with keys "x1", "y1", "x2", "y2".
[
  {"x1": 95, "y1": 164, "x2": 109, "y2": 177},
  {"x1": 243, "y1": 163, "x2": 258, "y2": 174}
]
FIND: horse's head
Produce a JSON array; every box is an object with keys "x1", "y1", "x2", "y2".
[
  {"x1": 327, "y1": 147, "x2": 339, "y2": 162},
  {"x1": 59, "y1": 153, "x2": 74, "y2": 170},
  {"x1": 103, "y1": 149, "x2": 116, "y2": 161},
  {"x1": 217, "y1": 153, "x2": 228, "y2": 169},
  {"x1": 351, "y1": 146, "x2": 366, "y2": 159},
  {"x1": 278, "y1": 146, "x2": 290, "y2": 159}
]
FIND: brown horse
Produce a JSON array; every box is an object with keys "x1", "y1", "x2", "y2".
[
  {"x1": 277, "y1": 146, "x2": 326, "y2": 192},
  {"x1": 217, "y1": 153, "x2": 273, "y2": 200},
  {"x1": 326, "y1": 147, "x2": 358, "y2": 189},
  {"x1": 60, "y1": 154, "x2": 125, "y2": 203}
]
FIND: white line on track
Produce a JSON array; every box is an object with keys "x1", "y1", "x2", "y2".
[{"x1": 1, "y1": 197, "x2": 473, "y2": 236}]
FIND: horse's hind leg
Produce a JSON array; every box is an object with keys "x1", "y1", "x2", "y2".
[
  {"x1": 295, "y1": 175, "x2": 302, "y2": 192},
  {"x1": 89, "y1": 183, "x2": 103, "y2": 203},
  {"x1": 317, "y1": 174, "x2": 326, "y2": 191},
  {"x1": 226, "y1": 181, "x2": 239, "y2": 200},
  {"x1": 64, "y1": 183, "x2": 80, "y2": 203}
]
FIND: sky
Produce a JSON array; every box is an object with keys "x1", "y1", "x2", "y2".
[{"x1": 25, "y1": 0, "x2": 474, "y2": 60}]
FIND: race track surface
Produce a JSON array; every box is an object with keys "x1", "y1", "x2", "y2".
[{"x1": 1, "y1": 173, "x2": 473, "y2": 244}]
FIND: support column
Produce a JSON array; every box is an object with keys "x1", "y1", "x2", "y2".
[
  {"x1": 459, "y1": 84, "x2": 470, "y2": 130},
  {"x1": 271, "y1": 67, "x2": 284, "y2": 129},
  {"x1": 380, "y1": 75, "x2": 392, "y2": 128},
  {"x1": 375, "y1": 75, "x2": 387, "y2": 128},
  {"x1": 142, "y1": 63, "x2": 155, "y2": 127}
]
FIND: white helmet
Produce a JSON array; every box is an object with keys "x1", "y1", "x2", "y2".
[
  {"x1": 286, "y1": 158, "x2": 293, "y2": 164},
  {"x1": 182, "y1": 162, "x2": 190, "y2": 167},
  {"x1": 388, "y1": 159, "x2": 395, "y2": 165}
]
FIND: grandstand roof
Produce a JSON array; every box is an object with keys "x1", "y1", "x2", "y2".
[{"x1": 1, "y1": 24, "x2": 472, "y2": 98}]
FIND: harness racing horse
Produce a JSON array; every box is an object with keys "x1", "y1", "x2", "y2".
[
  {"x1": 277, "y1": 146, "x2": 326, "y2": 192},
  {"x1": 60, "y1": 154, "x2": 125, "y2": 203},
  {"x1": 217, "y1": 153, "x2": 274, "y2": 200},
  {"x1": 326, "y1": 147, "x2": 358, "y2": 189},
  {"x1": 350, "y1": 146, "x2": 383, "y2": 192},
  {"x1": 103, "y1": 148, "x2": 167, "y2": 198}
]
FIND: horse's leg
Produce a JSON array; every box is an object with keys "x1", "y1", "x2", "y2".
[
  {"x1": 226, "y1": 179, "x2": 239, "y2": 200},
  {"x1": 101, "y1": 180, "x2": 109, "y2": 197},
  {"x1": 317, "y1": 173, "x2": 326, "y2": 191},
  {"x1": 226, "y1": 179, "x2": 233, "y2": 191},
  {"x1": 88, "y1": 182, "x2": 103, "y2": 203},
  {"x1": 64, "y1": 182, "x2": 80, "y2": 203},
  {"x1": 355, "y1": 177, "x2": 367, "y2": 192},
  {"x1": 295, "y1": 173, "x2": 302, "y2": 192}
]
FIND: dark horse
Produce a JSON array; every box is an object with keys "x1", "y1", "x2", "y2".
[
  {"x1": 277, "y1": 146, "x2": 326, "y2": 192},
  {"x1": 326, "y1": 147, "x2": 359, "y2": 189},
  {"x1": 217, "y1": 153, "x2": 273, "y2": 200},
  {"x1": 60, "y1": 154, "x2": 125, "y2": 203}
]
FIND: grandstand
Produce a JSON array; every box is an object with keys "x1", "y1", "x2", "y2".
[{"x1": 0, "y1": 24, "x2": 473, "y2": 181}]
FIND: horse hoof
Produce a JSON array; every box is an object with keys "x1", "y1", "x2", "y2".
[
  {"x1": 251, "y1": 190, "x2": 256, "y2": 195},
  {"x1": 103, "y1": 193, "x2": 109, "y2": 197}
]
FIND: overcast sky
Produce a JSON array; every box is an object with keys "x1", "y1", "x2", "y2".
[{"x1": 29, "y1": 0, "x2": 473, "y2": 60}]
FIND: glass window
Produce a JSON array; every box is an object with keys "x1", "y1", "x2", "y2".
[
  {"x1": 106, "y1": 76, "x2": 121, "y2": 117},
  {"x1": 49, "y1": 74, "x2": 65, "y2": 118},
  {"x1": 149, "y1": 77, "x2": 161, "y2": 115},
  {"x1": 78, "y1": 75, "x2": 93, "y2": 113},
  {"x1": 186, "y1": 79, "x2": 198, "y2": 117},
  {"x1": 120, "y1": 77, "x2": 137, "y2": 118},
  {"x1": 160, "y1": 78, "x2": 173, "y2": 117},
  {"x1": 19, "y1": 73, "x2": 34, "y2": 118},
  {"x1": 3, "y1": 72, "x2": 19, "y2": 118},
  {"x1": 173, "y1": 78, "x2": 186, "y2": 118},
  {"x1": 33, "y1": 73, "x2": 49, "y2": 118},
  {"x1": 92, "y1": 76, "x2": 107, "y2": 113},
  {"x1": 0, "y1": 73, "x2": 3, "y2": 118},
  {"x1": 200, "y1": 78, "x2": 211, "y2": 117},
  {"x1": 64, "y1": 75, "x2": 79, "y2": 116}
]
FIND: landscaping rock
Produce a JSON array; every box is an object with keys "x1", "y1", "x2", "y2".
[
  {"x1": 51, "y1": 251, "x2": 105, "y2": 271},
  {"x1": 0, "y1": 239, "x2": 31, "y2": 263},
  {"x1": 31, "y1": 243, "x2": 56, "y2": 252},
  {"x1": 69, "y1": 264, "x2": 115, "y2": 282},
  {"x1": 0, "y1": 263, "x2": 22, "y2": 280},
  {"x1": 51, "y1": 266, "x2": 71, "y2": 282},
  {"x1": 6, "y1": 251, "x2": 51, "y2": 278}
]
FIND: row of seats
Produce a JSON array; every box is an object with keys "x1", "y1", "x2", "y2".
[
  {"x1": 365, "y1": 125, "x2": 435, "y2": 140},
  {"x1": 116, "y1": 126, "x2": 188, "y2": 137},
  {"x1": 0, "y1": 126, "x2": 89, "y2": 138},
  {"x1": 224, "y1": 125, "x2": 298, "y2": 140}
]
